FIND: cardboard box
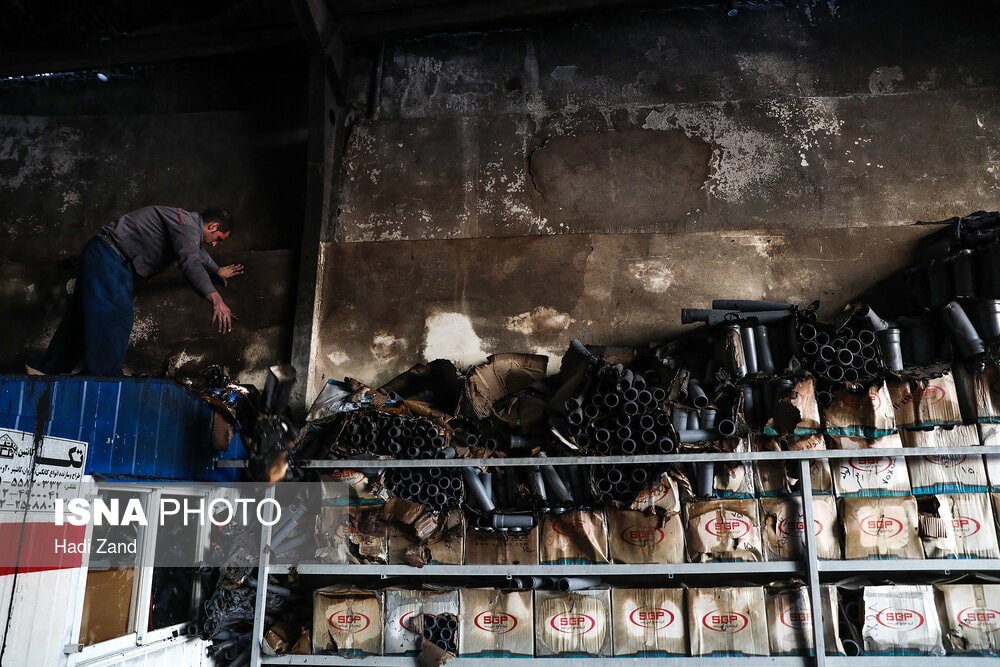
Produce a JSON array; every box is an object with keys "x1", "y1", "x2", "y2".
[
  {"x1": 685, "y1": 499, "x2": 763, "y2": 563},
  {"x1": 629, "y1": 471, "x2": 682, "y2": 514},
  {"x1": 763, "y1": 376, "x2": 822, "y2": 435},
  {"x1": 823, "y1": 382, "x2": 896, "y2": 439},
  {"x1": 607, "y1": 508, "x2": 684, "y2": 564},
  {"x1": 833, "y1": 455, "x2": 911, "y2": 497},
  {"x1": 760, "y1": 495, "x2": 841, "y2": 561},
  {"x1": 901, "y1": 424, "x2": 980, "y2": 448},
  {"x1": 312, "y1": 586, "x2": 383, "y2": 656},
  {"x1": 611, "y1": 588, "x2": 686, "y2": 657},
  {"x1": 709, "y1": 461, "x2": 756, "y2": 498},
  {"x1": 538, "y1": 510, "x2": 610, "y2": 565},
  {"x1": 989, "y1": 454, "x2": 1000, "y2": 492},
  {"x1": 889, "y1": 374, "x2": 964, "y2": 429},
  {"x1": 827, "y1": 432, "x2": 904, "y2": 449},
  {"x1": 917, "y1": 493, "x2": 1000, "y2": 559},
  {"x1": 458, "y1": 588, "x2": 534, "y2": 658},
  {"x1": 934, "y1": 584, "x2": 1000, "y2": 654},
  {"x1": 315, "y1": 504, "x2": 389, "y2": 564},
  {"x1": 688, "y1": 586, "x2": 769, "y2": 656},
  {"x1": 388, "y1": 509, "x2": 465, "y2": 565},
  {"x1": 755, "y1": 459, "x2": 833, "y2": 496},
  {"x1": 766, "y1": 583, "x2": 813, "y2": 656},
  {"x1": 534, "y1": 589, "x2": 612, "y2": 657},
  {"x1": 821, "y1": 585, "x2": 847, "y2": 656},
  {"x1": 861, "y1": 585, "x2": 944, "y2": 656},
  {"x1": 383, "y1": 588, "x2": 459, "y2": 656},
  {"x1": 971, "y1": 365, "x2": 1000, "y2": 422},
  {"x1": 464, "y1": 527, "x2": 538, "y2": 565},
  {"x1": 908, "y1": 453, "x2": 989, "y2": 494},
  {"x1": 841, "y1": 495, "x2": 923, "y2": 559}
]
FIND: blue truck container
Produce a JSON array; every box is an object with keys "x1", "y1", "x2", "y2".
[{"x1": 0, "y1": 374, "x2": 246, "y2": 481}]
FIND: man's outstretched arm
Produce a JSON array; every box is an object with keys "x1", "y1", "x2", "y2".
[{"x1": 207, "y1": 292, "x2": 234, "y2": 333}]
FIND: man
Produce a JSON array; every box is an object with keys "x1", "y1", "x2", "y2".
[{"x1": 41, "y1": 205, "x2": 245, "y2": 376}]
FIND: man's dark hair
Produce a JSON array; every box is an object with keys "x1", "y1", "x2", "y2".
[{"x1": 201, "y1": 208, "x2": 234, "y2": 233}]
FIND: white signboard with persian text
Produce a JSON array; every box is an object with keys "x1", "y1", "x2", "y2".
[{"x1": 0, "y1": 429, "x2": 87, "y2": 515}]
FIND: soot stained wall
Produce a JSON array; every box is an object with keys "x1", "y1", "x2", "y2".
[
  {"x1": 310, "y1": 0, "x2": 1000, "y2": 395},
  {"x1": 0, "y1": 51, "x2": 307, "y2": 386}
]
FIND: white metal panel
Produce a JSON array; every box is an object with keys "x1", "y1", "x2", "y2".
[
  {"x1": 74, "y1": 637, "x2": 211, "y2": 667},
  {"x1": 0, "y1": 568, "x2": 85, "y2": 667}
]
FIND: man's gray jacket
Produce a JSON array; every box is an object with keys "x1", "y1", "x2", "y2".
[{"x1": 101, "y1": 205, "x2": 220, "y2": 298}]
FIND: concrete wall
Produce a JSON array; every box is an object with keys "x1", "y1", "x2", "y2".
[
  {"x1": 309, "y1": 0, "x2": 1000, "y2": 395},
  {"x1": 0, "y1": 51, "x2": 307, "y2": 386}
]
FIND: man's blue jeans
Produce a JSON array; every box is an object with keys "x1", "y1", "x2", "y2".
[{"x1": 41, "y1": 236, "x2": 134, "y2": 376}]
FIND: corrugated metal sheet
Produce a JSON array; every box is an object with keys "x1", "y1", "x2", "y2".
[
  {"x1": 0, "y1": 567, "x2": 84, "y2": 666},
  {"x1": 73, "y1": 637, "x2": 212, "y2": 667},
  {"x1": 0, "y1": 375, "x2": 245, "y2": 482}
]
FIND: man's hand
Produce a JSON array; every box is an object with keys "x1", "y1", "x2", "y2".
[
  {"x1": 217, "y1": 263, "x2": 245, "y2": 287},
  {"x1": 207, "y1": 292, "x2": 234, "y2": 333}
]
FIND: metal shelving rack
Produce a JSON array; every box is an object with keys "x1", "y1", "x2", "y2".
[{"x1": 241, "y1": 444, "x2": 1000, "y2": 667}]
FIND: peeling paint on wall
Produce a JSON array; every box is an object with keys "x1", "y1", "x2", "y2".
[
  {"x1": 629, "y1": 259, "x2": 675, "y2": 293},
  {"x1": 737, "y1": 52, "x2": 817, "y2": 96},
  {"x1": 763, "y1": 97, "x2": 843, "y2": 168},
  {"x1": 505, "y1": 306, "x2": 574, "y2": 336},
  {"x1": 326, "y1": 349, "x2": 351, "y2": 366},
  {"x1": 371, "y1": 331, "x2": 407, "y2": 361},
  {"x1": 423, "y1": 311, "x2": 488, "y2": 370},
  {"x1": 643, "y1": 103, "x2": 782, "y2": 203}
]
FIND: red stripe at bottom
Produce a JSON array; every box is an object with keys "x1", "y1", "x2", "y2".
[{"x1": 0, "y1": 521, "x2": 87, "y2": 576}]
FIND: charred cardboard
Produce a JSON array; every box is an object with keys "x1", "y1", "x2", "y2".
[
  {"x1": 464, "y1": 527, "x2": 538, "y2": 566},
  {"x1": 827, "y1": 432, "x2": 904, "y2": 449},
  {"x1": 464, "y1": 353, "x2": 548, "y2": 426},
  {"x1": 755, "y1": 459, "x2": 833, "y2": 496},
  {"x1": 458, "y1": 588, "x2": 534, "y2": 658},
  {"x1": 763, "y1": 376, "x2": 822, "y2": 435},
  {"x1": 840, "y1": 495, "x2": 923, "y2": 559},
  {"x1": 823, "y1": 382, "x2": 896, "y2": 438},
  {"x1": 917, "y1": 493, "x2": 1000, "y2": 559},
  {"x1": 832, "y1": 455, "x2": 911, "y2": 497},
  {"x1": 606, "y1": 508, "x2": 684, "y2": 564},
  {"x1": 908, "y1": 453, "x2": 989, "y2": 494},
  {"x1": 709, "y1": 461, "x2": 755, "y2": 498},
  {"x1": 628, "y1": 471, "x2": 682, "y2": 514},
  {"x1": 316, "y1": 504, "x2": 389, "y2": 565},
  {"x1": 312, "y1": 586, "x2": 383, "y2": 656},
  {"x1": 760, "y1": 495, "x2": 841, "y2": 561},
  {"x1": 889, "y1": 374, "x2": 964, "y2": 429},
  {"x1": 262, "y1": 622, "x2": 311, "y2": 656},
  {"x1": 971, "y1": 365, "x2": 1000, "y2": 422},
  {"x1": 861, "y1": 585, "x2": 944, "y2": 656},
  {"x1": 611, "y1": 588, "x2": 686, "y2": 657},
  {"x1": 534, "y1": 589, "x2": 612, "y2": 657},
  {"x1": 935, "y1": 584, "x2": 1000, "y2": 654},
  {"x1": 901, "y1": 424, "x2": 980, "y2": 448},
  {"x1": 384, "y1": 588, "x2": 460, "y2": 656},
  {"x1": 688, "y1": 586, "x2": 769, "y2": 657},
  {"x1": 685, "y1": 499, "x2": 763, "y2": 563},
  {"x1": 388, "y1": 509, "x2": 465, "y2": 566},
  {"x1": 539, "y1": 510, "x2": 610, "y2": 565},
  {"x1": 766, "y1": 583, "x2": 813, "y2": 656}
]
